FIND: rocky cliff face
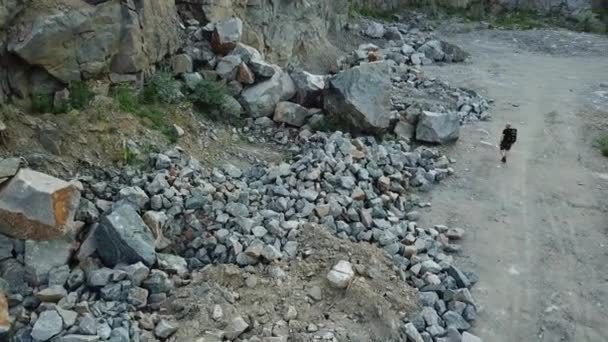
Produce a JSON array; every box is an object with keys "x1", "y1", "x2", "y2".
[
  {"x1": 177, "y1": 0, "x2": 350, "y2": 69},
  {"x1": 0, "y1": 0, "x2": 181, "y2": 100}
]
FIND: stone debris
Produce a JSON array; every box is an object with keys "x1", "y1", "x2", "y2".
[{"x1": 0, "y1": 12, "x2": 488, "y2": 342}]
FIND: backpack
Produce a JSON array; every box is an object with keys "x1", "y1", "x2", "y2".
[{"x1": 505, "y1": 128, "x2": 517, "y2": 143}]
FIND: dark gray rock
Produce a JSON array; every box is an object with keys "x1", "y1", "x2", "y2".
[
  {"x1": 324, "y1": 62, "x2": 395, "y2": 134},
  {"x1": 447, "y1": 265, "x2": 471, "y2": 289},
  {"x1": 95, "y1": 205, "x2": 156, "y2": 267},
  {"x1": 31, "y1": 310, "x2": 63, "y2": 341},
  {"x1": 442, "y1": 310, "x2": 471, "y2": 331},
  {"x1": 416, "y1": 111, "x2": 460, "y2": 144}
]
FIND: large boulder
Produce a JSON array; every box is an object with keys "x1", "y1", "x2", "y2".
[
  {"x1": 7, "y1": 0, "x2": 180, "y2": 82},
  {"x1": 289, "y1": 67, "x2": 327, "y2": 107},
  {"x1": 273, "y1": 102, "x2": 310, "y2": 127},
  {"x1": 416, "y1": 111, "x2": 460, "y2": 144},
  {"x1": 323, "y1": 62, "x2": 395, "y2": 133},
  {"x1": 239, "y1": 65, "x2": 295, "y2": 118},
  {"x1": 0, "y1": 169, "x2": 81, "y2": 240},
  {"x1": 417, "y1": 40, "x2": 445, "y2": 62},
  {"x1": 95, "y1": 205, "x2": 156, "y2": 267},
  {"x1": 211, "y1": 17, "x2": 243, "y2": 55}
]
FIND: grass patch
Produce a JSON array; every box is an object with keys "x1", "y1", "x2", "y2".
[
  {"x1": 493, "y1": 11, "x2": 546, "y2": 29},
  {"x1": 142, "y1": 71, "x2": 183, "y2": 105},
  {"x1": 31, "y1": 93, "x2": 54, "y2": 114},
  {"x1": 189, "y1": 80, "x2": 225, "y2": 108},
  {"x1": 110, "y1": 83, "x2": 178, "y2": 143},
  {"x1": 599, "y1": 136, "x2": 608, "y2": 157},
  {"x1": 348, "y1": 0, "x2": 395, "y2": 20},
  {"x1": 68, "y1": 81, "x2": 95, "y2": 110}
]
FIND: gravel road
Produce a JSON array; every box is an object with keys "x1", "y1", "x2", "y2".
[{"x1": 421, "y1": 29, "x2": 608, "y2": 342}]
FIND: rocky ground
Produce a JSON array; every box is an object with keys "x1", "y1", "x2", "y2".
[{"x1": 1, "y1": 4, "x2": 605, "y2": 342}]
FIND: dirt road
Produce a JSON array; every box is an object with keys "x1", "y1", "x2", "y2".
[{"x1": 421, "y1": 30, "x2": 608, "y2": 342}]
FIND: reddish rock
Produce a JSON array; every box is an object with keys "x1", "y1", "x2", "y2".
[
  {"x1": 237, "y1": 63, "x2": 255, "y2": 84},
  {"x1": 0, "y1": 169, "x2": 80, "y2": 240}
]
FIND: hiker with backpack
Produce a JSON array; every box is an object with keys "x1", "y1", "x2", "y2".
[{"x1": 500, "y1": 123, "x2": 517, "y2": 163}]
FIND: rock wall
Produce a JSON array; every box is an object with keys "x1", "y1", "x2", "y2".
[
  {"x1": 0, "y1": 0, "x2": 180, "y2": 99},
  {"x1": 177, "y1": 0, "x2": 350, "y2": 70}
]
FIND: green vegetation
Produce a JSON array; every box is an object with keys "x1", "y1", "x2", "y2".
[
  {"x1": 599, "y1": 136, "x2": 608, "y2": 157},
  {"x1": 493, "y1": 11, "x2": 547, "y2": 29},
  {"x1": 492, "y1": 10, "x2": 606, "y2": 34},
  {"x1": 110, "y1": 83, "x2": 177, "y2": 143},
  {"x1": 31, "y1": 93, "x2": 54, "y2": 114},
  {"x1": 141, "y1": 71, "x2": 183, "y2": 105},
  {"x1": 68, "y1": 81, "x2": 95, "y2": 110},
  {"x1": 31, "y1": 81, "x2": 94, "y2": 114},
  {"x1": 121, "y1": 143, "x2": 139, "y2": 165},
  {"x1": 189, "y1": 80, "x2": 226, "y2": 108},
  {"x1": 348, "y1": 0, "x2": 395, "y2": 20}
]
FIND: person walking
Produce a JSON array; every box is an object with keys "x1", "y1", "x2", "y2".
[{"x1": 499, "y1": 123, "x2": 517, "y2": 163}]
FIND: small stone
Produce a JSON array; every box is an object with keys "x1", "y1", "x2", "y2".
[
  {"x1": 403, "y1": 322, "x2": 424, "y2": 342},
  {"x1": 212, "y1": 304, "x2": 223, "y2": 321},
  {"x1": 87, "y1": 268, "x2": 113, "y2": 287},
  {"x1": 326, "y1": 260, "x2": 354, "y2": 289},
  {"x1": 225, "y1": 316, "x2": 249, "y2": 340},
  {"x1": 78, "y1": 314, "x2": 97, "y2": 335},
  {"x1": 442, "y1": 310, "x2": 471, "y2": 331},
  {"x1": 154, "y1": 319, "x2": 178, "y2": 339},
  {"x1": 307, "y1": 286, "x2": 323, "y2": 301},
  {"x1": 284, "y1": 306, "x2": 297, "y2": 321},
  {"x1": 32, "y1": 310, "x2": 63, "y2": 341},
  {"x1": 36, "y1": 286, "x2": 67, "y2": 302}
]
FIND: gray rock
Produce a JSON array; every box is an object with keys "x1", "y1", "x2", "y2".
[
  {"x1": 0, "y1": 157, "x2": 20, "y2": 179},
  {"x1": 56, "y1": 307, "x2": 78, "y2": 327},
  {"x1": 87, "y1": 268, "x2": 113, "y2": 287},
  {"x1": 109, "y1": 327, "x2": 129, "y2": 342},
  {"x1": 384, "y1": 26, "x2": 403, "y2": 40},
  {"x1": 216, "y1": 55, "x2": 242, "y2": 80},
  {"x1": 394, "y1": 120, "x2": 415, "y2": 140},
  {"x1": 326, "y1": 260, "x2": 354, "y2": 289},
  {"x1": 447, "y1": 265, "x2": 471, "y2": 289},
  {"x1": 418, "y1": 291, "x2": 439, "y2": 307},
  {"x1": 403, "y1": 322, "x2": 424, "y2": 342},
  {"x1": 365, "y1": 22, "x2": 385, "y2": 38},
  {"x1": 48, "y1": 264, "x2": 70, "y2": 286},
  {"x1": 417, "y1": 40, "x2": 445, "y2": 62},
  {"x1": 220, "y1": 94, "x2": 244, "y2": 118},
  {"x1": 288, "y1": 67, "x2": 326, "y2": 107},
  {"x1": 0, "y1": 169, "x2": 80, "y2": 240},
  {"x1": 32, "y1": 310, "x2": 63, "y2": 341},
  {"x1": 157, "y1": 253, "x2": 188, "y2": 275},
  {"x1": 211, "y1": 17, "x2": 243, "y2": 54},
  {"x1": 78, "y1": 314, "x2": 97, "y2": 335},
  {"x1": 440, "y1": 41, "x2": 467, "y2": 63},
  {"x1": 240, "y1": 65, "x2": 295, "y2": 118},
  {"x1": 225, "y1": 316, "x2": 249, "y2": 340},
  {"x1": 0, "y1": 234, "x2": 13, "y2": 260},
  {"x1": 463, "y1": 304, "x2": 476, "y2": 322},
  {"x1": 442, "y1": 310, "x2": 471, "y2": 331},
  {"x1": 416, "y1": 111, "x2": 460, "y2": 144},
  {"x1": 273, "y1": 101, "x2": 310, "y2": 127},
  {"x1": 36, "y1": 285, "x2": 67, "y2": 302},
  {"x1": 171, "y1": 54, "x2": 193, "y2": 74},
  {"x1": 95, "y1": 205, "x2": 156, "y2": 267},
  {"x1": 118, "y1": 186, "x2": 149, "y2": 209},
  {"x1": 154, "y1": 319, "x2": 178, "y2": 339},
  {"x1": 141, "y1": 269, "x2": 172, "y2": 294},
  {"x1": 249, "y1": 59, "x2": 276, "y2": 78},
  {"x1": 324, "y1": 62, "x2": 395, "y2": 134},
  {"x1": 25, "y1": 237, "x2": 73, "y2": 285},
  {"x1": 116, "y1": 262, "x2": 149, "y2": 287}
]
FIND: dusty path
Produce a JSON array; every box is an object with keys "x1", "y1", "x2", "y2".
[{"x1": 421, "y1": 30, "x2": 608, "y2": 342}]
